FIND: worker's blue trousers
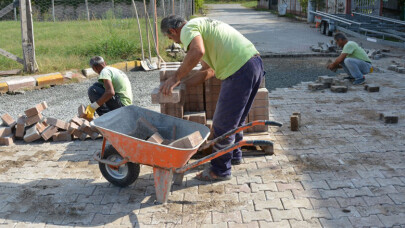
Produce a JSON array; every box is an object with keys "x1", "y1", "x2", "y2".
[
  {"x1": 88, "y1": 82, "x2": 124, "y2": 116},
  {"x1": 211, "y1": 55, "x2": 265, "y2": 177}
]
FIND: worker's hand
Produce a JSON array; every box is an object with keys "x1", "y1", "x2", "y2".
[
  {"x1": 327, "y1": 64, "x2": 333, "y2": 70},
  {"x1": 160, "y1": 76, "x2": 180, "y2": 96},
  {"x1": 85, "y1": 102, "x2": 99, "y2": 120}
]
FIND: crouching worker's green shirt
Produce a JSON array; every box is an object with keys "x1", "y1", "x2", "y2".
[{"x1": 98, "y1": 66, "x2": 133, "y2": 106}]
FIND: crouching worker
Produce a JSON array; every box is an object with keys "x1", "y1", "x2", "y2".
[{"x1": 85, "y1": 56, "x2": 133, "y2": 119}]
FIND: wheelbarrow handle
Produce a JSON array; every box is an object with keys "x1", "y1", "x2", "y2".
[
  {"x1": 175, "y1": 139, "x2": 273, "y2": 174},
  {"x1": 199, "y1": 120, "x2": 282, "y2": 151}
]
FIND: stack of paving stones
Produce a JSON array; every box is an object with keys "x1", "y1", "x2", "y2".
[
  {"x1": 388, "y1": 61, "x2": 405, "y2": 74},
  {"x1": 152, "y1": 62, "x2": 270, "y2": 138},
  {"x1": 0, "y1": 102, "x2": 100, "y2": 146},
  {"x1": 308, "y1": 75, "x2": 349, "y2": 93}
]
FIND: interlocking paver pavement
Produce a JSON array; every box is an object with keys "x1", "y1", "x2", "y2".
[{"x1": 1, "y1": 70, "x2": 405, "y2": 227}]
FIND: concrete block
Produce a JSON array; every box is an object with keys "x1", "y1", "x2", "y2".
[
  {"x1": 151, "y1": 87, "x2": 181, "y2": 104},
  {"x1": 255, "y1": 88, "x2": 269, "y2": 100},
  {"x1": 308, "y1": 83, "x2": 326, "y2": 91},
  {"x1": 25, "y1": 101, "x2": 48, "y2": 117},
  {"x1": 0, "y1": 135, "x2": 14, "y2": 146},
  {"x1": 15, "y1": 115, "x2": 26, "y2": 138},
  {"x1": 396, "y1": 67, "x2": 405, "y2": 73},
  {"x1": 184, "y1": 112, "x2": 206, "y2": 125},
  {"x1": 24, "y1": 124, "x2": 41, "y2": 142},
  {"x1": 147, "y1": 132, "x2": 164, "y2": 144},
  {"x1": 25, "y1": 113, "x2": 43, "y2": 126},
  {"x1": 36, "y1": 122, "x2": 48, "y2": 133},
  {"x1": 80, "y1": 121, "x2": 98, "y2": 139},
  {"x1": 129, "y1": 117, "x2": 158, "y2": 140},
  {"x1": 0, "y1": 82, "x2": 8, "y2": 93},
  {"x1": 364, "y1": 84, "x2": 380, "y2": 92},
  {"x1": 331, "y1": 86, "x2": 348, "y2": 93},
  {"x1": 332, "y1": 78, "x2": 351, "y2": 86},
  {"x1": 318, "y1": 76, "x2": 334, "y2": 84},
  {"x1": 1, "y1": 113, "x2": 16, "y2": 127},
  {"x1": 78, "y1": 105, "x2": 87, "y2": 118},
  {"x1": 379, "y1": 113, "x2": 398, "y2": 124},
  {"x1": 68, "y1": 122, "x2": 80, "y2": 134},
  {"x1": 159, "y1": 68, "x2": 177, "y2": 81},
  {"x1": 205, "y1": 119, "x2": 214, "y2": 140},
  {"x1": 33, "y1": 73, "x2": 64, "y2": 87},
  {"x1": 6, "y1": 76, "x2": 36, "y2": 91},
  {"x1": 71, "y1": 116, "x2": 84, "y2": 126},
  {"x1": 169, "y1": 131, "x2": 203, "y2": 149},
  {"x1": 388, "y1": 65, "x2": 398, "y2": 71},
  {"x1": 0, "y1": 126, "x2": 12, "y2": 137},
  {"x1": 52, "y1": 131, "x2": 72, "y2": 142},
  {"x1": 291, "y1": 115, "x2": 300, "y2": 131},
  {"x1": 252, "y1": 99, "x2": 269, "y2": 108},
  {"x1": 72, "y1": 129, "x2": 85, "y2": 139},
  {"x1": 46, "y1": 118, "x2": 69, "y2": 130},
  {"x1": 41, "y1": 126, "x2": 58, "y2": 141},
  {"x1": 259, "y1": 78, "x2": 266, "y2": 88},
  {"x1": 160, "y1": 103, "x2": 184, "y2": 119}
]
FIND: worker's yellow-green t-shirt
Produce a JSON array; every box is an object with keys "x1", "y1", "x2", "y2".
[
  {"x1": 342, "y1": 41, "x2": 371, "y2": 63},
  {"x1": 98, "y1": 66, "x2": 133, "y2": 106},
  {"x1": 180, "y1": 17, "x2": 259, "y2": 80}
]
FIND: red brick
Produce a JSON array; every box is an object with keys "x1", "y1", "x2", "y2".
[
  {"x1": 259, "y1": 78, "x2": 266, "y2": 88},
  {"x1": 169, "y1": 131, "x2": 203, "y2": 149},
  {"x1": 0, "y1": 126, "x2": 12, "y2": 137},
  {"x1": 41, "y1": 126, "x2": 58, "y2": 141},
  {"x1": 184, "y1": 112, "x2": 206, "y2": 125},
  {"x1": 15, "y1": 115, "x2": 26, "y2": 138},
  {"x1": 36, "y1": 122, "x2": 48, "y2": 134},
  {"x1": 80, "y1": 120, "x2": 98, "y2": 139},
  {"x1": 78, "y1": 105, "x2": 87, "y2": 119},
  {"x1": 290, "y1": 115, "x2": 300, "y2": 131},
  {"x1": 1, "y1": 113, "x2": 16, "y2": 127},
  {"x1": 160, "y1": 68, "x2": 177, "y2": 81},
  {"x1": 72, "y1": 129, "x2": 85, "y2": 139},
  {"x1": 23, "y1": 124, "x2": 41, "y2": 142},
  {"x1": 46, "y1": 118, "x2": 69, "y2": 130},
  {"x1": 52, "y1": 132, "x2": 72, "y2": 142},
  {"x1": 68, "y1": 122, "x2": 80, "y2": 134},
  {"x1": 25, "y1": 113, "x2": 43, "y2": 126},
  {"x1": 161, "y1": 103, "x2": 184, "y2": 118},
  {"x1": 255, "y1": 88, "x2": 269, "y2": 100},
  {"x1": 71, "y1": 116, "x2": 84, "y2": 126},
  {"x1": 252, "y1": 125, "x2": 268, "y2": 133},
  {"x1": 129, "y1": 117, "x2": 158, "y2": 140},
  {"x1": 0, "y1": 135, "x2": 14, "y2": 146},
  {"x1": 205, "y1": 119, "x2": 214, "y2": 140},
  {"x1": 24, "y1": 101, "x2": 48, "y2": 117},
  {"x1": 253, "y1": 107, "x2": 269, "y2": 117},
  {"x1": 151, "y1": 87, "x2": 182, "y2": 104},
  {"x1": 252, "y1": 99, "x2": 269, "y2": 108},
  {"x1": 184, "y1": 102, "x2": 204, "y2": 112},
  {"x1": 147, "y1": 132, "x2": 164, "y2": 144}
]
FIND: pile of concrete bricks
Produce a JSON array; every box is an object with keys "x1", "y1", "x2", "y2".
[
  {"x1": 388, "y1": 61, "x2": 405, "y2": 74},
  {"x1": 308, "y1": 75, "x2": 349, "y2": 93},
  {"x1": 129, "y1": 116, "x2": 203, "y2": 148},
  {"x1": 152, "y1": 62, "x2": 270, "y2": 139},
  {"x1": 0, "y1": 102, "x2": 100, "y2": 146}
]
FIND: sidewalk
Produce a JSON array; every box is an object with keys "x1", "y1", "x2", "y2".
[{"x1": 0, "y1": 69, "x2": 404, "y2": 227}]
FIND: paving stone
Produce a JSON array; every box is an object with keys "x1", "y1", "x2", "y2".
[
  {"x1": 265, "y1": 191, "x2": 294, "y2": 200},
  {"x1": 258, "y1": 220, "x2": 290, "y2": 228},
  {"x1": 271, "y1": 208, "x2": 303, "y2": 221},
  {"x1": 292, "y1": 189, "x2": 321, "y2": 199},
  {"x1": 253, "y1": 199, "x2": 283, "y2": 210},
  {"x1": 348, "y1": 215, "x2": 384, "y2": 228},
  {"x1": 336, "y1": 197, "x2": 367, "y2": 207},
  {"x1": 276, "y1": 182, "x2": 303, "y2": 191},
  {"x1": 300, "y1": 208, "x2": 332, "y2": 220},
  {"x1": 343, "y1": 187, "x2": 373, "y2": 197},
  {"x1": 319, "y1": 217, "x2": 354, "y2": 228},
  {"x1": 331, "y1": 86, "x2": 348, "y2": 93},
  {"x1": 241, "y1": 210, "x2": 272, "y2": 222},
  {"x1": 327, "y1": 180, "x2": 355, "y2": 189},
  {"x1": 310, "y1": 198, "x2": 340, "y2": 209},
  {"x1": 290, "y1": 219, "x2": 322, "y2": 228},
  {"x1": 301, "y1": 180, "x2": 329, "y2": 190},
  {"x1": 377, "y1": 214, "x2": 405, "y2": 227},
  {"x1": 319, "y1": 189, "x2": 347, "y2": 198},
  {"x1": 282, "y1": 198, "x2": 312, "y2": 209},
  {"x1": 212, "y1": 211, "x2": 242, "y2": 224},
  {"x1": 352, "y1": 178, "x2": 380, "y2": 188},
  {"x1": 376, "y1": 177, "x2": 404, "y2": 187},
  {"x1": 228, "y1": 221, "x2": 259, "y2": 228},
  {"x1": 328, "y1": 206, "x2": 361, "y2": 219},
  {"x1": 363, "y1": 195, "x2": 395, "y2": 206},
  {"x1": 388, "y1": 193, "x2": 405, "y2": 204},
  {"x1": 250, "y1": 183, "x2": 277, "y2": 192}
]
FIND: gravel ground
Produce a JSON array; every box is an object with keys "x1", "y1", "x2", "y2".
[
  {"x1": 0, "y1": 70, "x2": 160, "y2": 121},
  {"x1": 263, "y1": 57, "x2": 344, "y2": 91}
]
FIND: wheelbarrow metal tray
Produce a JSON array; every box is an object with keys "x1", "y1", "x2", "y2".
[{"x1": 92, "y1": 105, "x2": 210, "y2": 168}]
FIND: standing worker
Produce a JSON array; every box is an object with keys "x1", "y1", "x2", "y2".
[
  {"x1": 160, "y1": 15, "x2": 264, "y2": 181},
  {"x1": 327, "y1": 33, "x2": 372, "y2": 85},
  {"x1": 85, "y1": 56, "x2": 133, "y2": 119}
]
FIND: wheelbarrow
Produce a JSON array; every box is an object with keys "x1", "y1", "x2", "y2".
[{"x1": 92, "y1": 105, "x2": 282, "y2": 204}]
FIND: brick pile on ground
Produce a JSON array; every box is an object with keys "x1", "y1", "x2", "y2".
[
  {"x1": 308, "y1": 74, "x2": 351, "y2": 93},
  {"x1": 128, "y1": 117, "x2": 203, "y2": 148},
  {"x1": 388, "y1": 60, "x2": 405, "y2": 74},
  {"x1": 152, "y1": 62, "x2": 271, "y2": 139},
  {"x1": 0, "y1": 102, "x2": 100, "y2": 146}
]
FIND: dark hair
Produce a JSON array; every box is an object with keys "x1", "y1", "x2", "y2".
[
  {"x1": 161, "y1": 15, "x2": 186, "y2": 35},
  {"x1": 334, "y1": 33, "x2": 347, "y2": 41}
]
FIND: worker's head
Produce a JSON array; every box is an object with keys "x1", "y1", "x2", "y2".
[
  {"x1": 89, "y1": 56, "x2": 107, "y2": 74},
  {"x1": 161, "y1": 15, "x2": 186, "y2": 44},
  {"x1": 334, "y1": 33, "x2": 348, "y2": 48}
]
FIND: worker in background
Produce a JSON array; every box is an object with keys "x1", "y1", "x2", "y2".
[
  {"x1": 85, "y1": 56, "x2": 133, "y2": 119},
  {"x1": 160, "y1": 15, "x2": 264, "y2": 181},
  {"x1": 327, "y1": 33, "x2": 372, "y2": 85}
]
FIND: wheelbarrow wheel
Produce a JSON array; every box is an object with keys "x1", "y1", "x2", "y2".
[{"x1": 99, "y1": 145, "x2": 140, "y2": 187}]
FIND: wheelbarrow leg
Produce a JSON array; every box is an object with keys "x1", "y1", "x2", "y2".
[
  {"x1": 153, "y1": 167, "x2": 173, "y2": 204},
  {"x1": 173, "y1": 173, "x2": 184, "y2": 186}
]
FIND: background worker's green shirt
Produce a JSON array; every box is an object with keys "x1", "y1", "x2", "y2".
[
  {"x1": 342, "y1": 41, "x2": 371, "y2": 63},
  {"x1": 180, "y1": 17, "x2": 259, "y2": 80},
  {"x1": 98, "y1": 66, "x2": 133, "y2": 106}
]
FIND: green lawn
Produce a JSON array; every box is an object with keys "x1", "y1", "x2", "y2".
[{"x1": 0, "y1": 17, "x2": 174, "y2": 74}]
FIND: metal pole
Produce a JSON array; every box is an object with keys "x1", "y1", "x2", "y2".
[
  {"x1": 52, "y1": 0, "x2": 55, "y2": 22},
  {"x1": 85, "y1": 0, "x2": 90, "y2": 21},
  {"x1": 14, "y1": 7, "x2": 17, "y2": 21}
]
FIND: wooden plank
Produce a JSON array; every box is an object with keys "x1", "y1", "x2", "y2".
[
  {"x1": 0, "y1": 48, "x2": 24, "y2": 64},
  {"x1": 0, "y1": 3, "x2": 14, "y2": 19}
]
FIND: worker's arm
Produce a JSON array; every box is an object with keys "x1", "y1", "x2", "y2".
[
  {"x1": 160, "y1": 35, "x2": 205, "y2": 95},
  {"x1": 183, "y1": 61, "x2": 215, "y2": 87},
  {"x1": 328, "y1": 53, "x2": 348, "y2": 70},
  {"x1": 96, "y1": 79, "x2": 115, "y2": 106}
]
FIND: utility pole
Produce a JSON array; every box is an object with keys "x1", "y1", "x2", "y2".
[{"x1": 20, "y1": 0, "x2": 38, "y2": 73}]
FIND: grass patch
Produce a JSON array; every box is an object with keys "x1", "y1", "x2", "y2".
[{"x1": 0, "y1": 17, "x2": 175, "y2": 74}]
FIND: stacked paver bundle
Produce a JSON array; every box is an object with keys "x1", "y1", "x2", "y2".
[
  {"x1": 151, "y1": 62, "x2": 270, "y2": 137},
  {"x1": 0, "y1": 102, "x2": 100, "y2": 146}
]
